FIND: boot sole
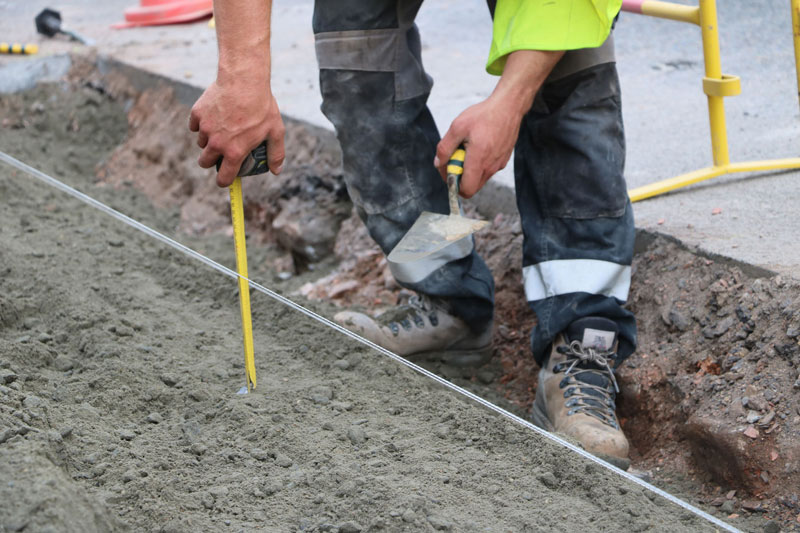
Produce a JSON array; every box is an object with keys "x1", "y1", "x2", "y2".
[
  {"x1": 531, "y1": 401, "x2": 631, "y2": 471},
  {"x1": 409, "y1": 345, "x2": 493, "y2": 368}
]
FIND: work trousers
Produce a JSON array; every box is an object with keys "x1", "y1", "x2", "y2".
[{"x1": 312, "y1": 1, "x2": 637, "y2": 363}]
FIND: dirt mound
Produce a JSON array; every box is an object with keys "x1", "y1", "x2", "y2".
[{"x1": 621, "y1": 238, "x2": 800, "y2": 522}]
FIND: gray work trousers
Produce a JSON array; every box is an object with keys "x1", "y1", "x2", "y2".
[{"x1": 312, "y1": 1, "x2": 637, "y2": 364}]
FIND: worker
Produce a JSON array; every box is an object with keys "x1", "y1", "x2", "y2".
[{"x1": 190, "y1": 0, "x2": 637, "y2": 470}]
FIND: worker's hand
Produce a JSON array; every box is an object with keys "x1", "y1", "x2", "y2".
[
  {"x1": 435, "y1": 50, "x2": 564, "y2": 198},
  {"x1": 434, "y1": 94, "x2": 523, "y2": 199},
  {"x1": 189, "y1": 75, "x2": 285, "y2": 187}
]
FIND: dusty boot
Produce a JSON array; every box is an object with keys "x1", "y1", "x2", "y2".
[
  {"x1": 333, "y1": 294, "x2": 492, "y2": 367},
  {"x1": 531, "y1": 317, "x2": 630, "y2": 470}
]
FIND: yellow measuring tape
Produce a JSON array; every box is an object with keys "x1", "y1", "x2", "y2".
[{"x1": 229, "y1": 176, "x2": 256, "y2": 391}]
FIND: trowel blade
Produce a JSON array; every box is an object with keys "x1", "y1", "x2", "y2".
[{"x1": 387, "y1": 212, "x2": 488, "y2": 264}]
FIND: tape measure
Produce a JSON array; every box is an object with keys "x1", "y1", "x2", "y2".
[{"x1": 217, "y1": 142, "x2": 270, "y2": 392}]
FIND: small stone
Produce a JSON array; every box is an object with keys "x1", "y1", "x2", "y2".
[
  {"x1": 190, "y1": 443, "x2": 207, "y2": 456},
  {"x1": 759, "y1": 411, "x2": 776, "y2": 428},
  {"x1": 321, "y1": 422, "x2": 334, "y2": 431},
  {"x1": 712, "y1": 317, "x2": 735, "y2": 337},
  {"x1": 23, "y1": 395, "x2": 43, "y2": 408},
  {"x1": 188, "y1": 390, "x2": 208, "y2": 402},
  {"x1": 52, "y1": 356, "x2": 74, "y2": 372},
  {"x1": 787, "y1": 327, "x2": 799, "y2": 339},
  {"x1": 331, "y1": 401, "x2": 353, "y2": 412},
  {"x1": 118, "y1": 429, "x2": 136, "y2": 441},
  {"x1": 333, "y1": 359, "x2": 350, "y2": 370},
  {"x1": 746, "y1": 411, "x2": 761, "y2": 424},
  {"x1": 743, "y1": 427, "x2": 759, "y2": 439},
  {"x1": 741, "y1": 499, "x2": 762, "y2": 512},
  {"x1": 37, "y1": 333, "x2": 53, "y2": 344},
  {"x1": 122, "y1": 470, "x2": 136, "y2": 483},
  {"x1": 160, "y1": 374, "x2": 179, "y2": 387},
  {"x1": 0, "y1": 369, "x2": 18, "y2": 384},
  {"x1": 427, "y1": 515, "x2": 453, "y2": 531},
  {"x1": 113, "y1": 325, "x2": 134, "y2": 337},
  {"x1": 145, "y1": 412, "x2": 163, "y2": 424},
  {"x1": 310, "y1": 386, "x2": 333, "y2": 405},
  {"x1": 760, "y1": 471, "x2": 770, "y2": 483},
  {"x1": 402, "y1": 509, "x2": 416, "y2": 523},
  {"x1": 108, "y1": 239, "x2": 124, "y2": 247},
  {"x1": 201, "y1": 492, "x2": 215, "y2": 509},
  {"x1": 763, "y1": 520, "x2": 780, "y2": 533},
  {"x1": 476, "y1": 369, "x2": 495, "y2": 385},
  {"x1": 750, "y1": 396, "x2": 768, "y2": 412},
  {"x1": 209, "y1": 486, "x2": 229, "y2": 499},
  {"x1": 250, "y1": 448, "x2": 269, "y2": 461},
  {"x1": 91, "y1": 463, "x2": 109, "y2": 478},
  {"x1": 720, "y1": 500, "x2": 735, "y2": 514},
  {"x1": 274, "y1": 453, "x2": 293, "y2": 468},
  {"x1": 339, "y1": 522, "x2": 363, "y2": 533},
  {"x1": 347, "y1": 427, "x2": 367, "y2": 445},
  {"x1": 434, "y1": 425, "x2": 451, "y2": 439},
  {"x1": 538, "y1": 471, "x2": 559, "y2": 489},
  {"x1": 0, "y1": 428, "x2": 14, "y2": 444},
  {"x1": 668, "y1": 309, "x2": 691, "y2": 332}
]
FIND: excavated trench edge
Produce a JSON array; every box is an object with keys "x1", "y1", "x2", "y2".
[{"x1": 0, "y1": 149, "x2": 741, "y2": 533}]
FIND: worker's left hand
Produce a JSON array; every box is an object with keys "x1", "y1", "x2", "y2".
[{"x1": 434, "y1": 94, "x2": 524, "y2": 198}]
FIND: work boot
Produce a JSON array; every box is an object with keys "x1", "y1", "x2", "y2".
[
  {"x1": 333, "y1": 294, "x2": 492, "y2": 367},
  {"x1": 531, "y1": 317, "x2": 630, "y2": 470}
]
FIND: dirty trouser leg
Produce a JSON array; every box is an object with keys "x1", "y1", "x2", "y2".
[
  {"x1": 312, "y1": 1, "x2": 494, "y2": 333},
  {"x1": 515, "y1": 41, "x2": 637, "y2": 365}
]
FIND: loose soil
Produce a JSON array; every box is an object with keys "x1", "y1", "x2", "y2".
[{"x1": 1, "y1": 55, "x2": 795, "y2": 532}]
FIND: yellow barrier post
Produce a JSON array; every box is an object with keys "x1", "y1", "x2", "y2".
[
  {"x1": 624, "y1": 0, "x2": 800, "y2": 202},
  {"x1": 792, "y1": 0, "x2": 800, "y2": 110}
]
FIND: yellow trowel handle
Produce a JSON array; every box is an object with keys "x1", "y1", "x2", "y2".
[{"x1": 446, "y1": 146, "x2": 466, "y2": 215}]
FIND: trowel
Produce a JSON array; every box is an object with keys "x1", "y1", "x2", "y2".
[{"x1": 388, "y1": 147, "x2": 488, "y2": 264}]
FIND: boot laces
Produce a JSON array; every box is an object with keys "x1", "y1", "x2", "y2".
[
  {"x1": 382, "y1": 294, "x2": 439, "y2": 336},
  {"x1": 556, "y1": 340, "x2": 620, "y2": 428}
]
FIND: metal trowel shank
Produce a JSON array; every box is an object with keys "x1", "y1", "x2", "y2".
[{"x1": 387, "y1": 147, "x2": 488, "y2": 264}]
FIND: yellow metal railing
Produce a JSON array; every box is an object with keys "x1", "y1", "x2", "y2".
[{"x1": 622, "y1": 0, "x2": 800, "y2": 202}]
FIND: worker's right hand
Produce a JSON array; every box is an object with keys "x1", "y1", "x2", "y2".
[{"x1": 189, "y1": 74, "x2": 285, "y2": 187}]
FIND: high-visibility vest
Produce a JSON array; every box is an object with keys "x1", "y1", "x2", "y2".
[{"x1": 487, "y1": 0, "x2": 622, "y2": 75}]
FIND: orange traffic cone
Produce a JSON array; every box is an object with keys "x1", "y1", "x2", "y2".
[{"x1": 112, "y1": 0, "x2": 212, "y2": 29}]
